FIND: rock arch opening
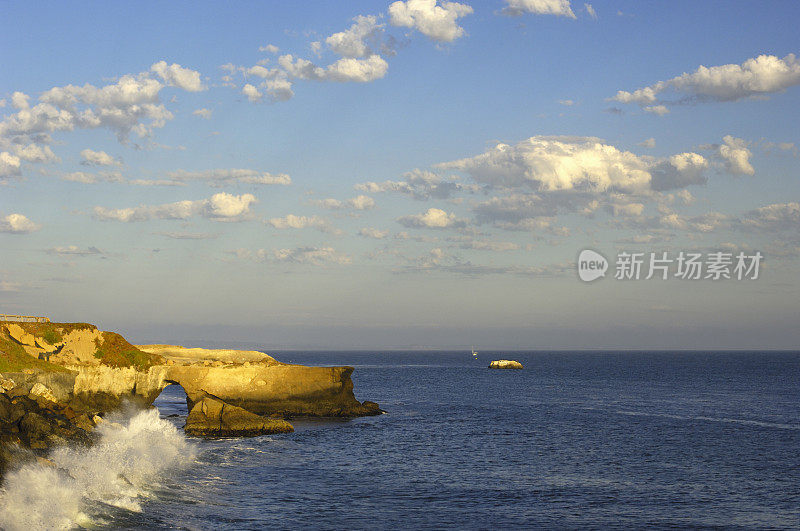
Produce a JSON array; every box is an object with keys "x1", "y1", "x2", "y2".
[{"x1": 152, "y1": 381, "x2": 191, "y2": 418}]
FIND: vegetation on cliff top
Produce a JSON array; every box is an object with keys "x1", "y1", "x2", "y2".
[
  {"x1": 93, "y1": 332, "x2": 164, "y2": 369},
  {"x1": 0, "y1": 337, "x2": 72, "y2": 373},
  {"x1": 0, "y1": 322, "x2": 162, "y2": 372}
]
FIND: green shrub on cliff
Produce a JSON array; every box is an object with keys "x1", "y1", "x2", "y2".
[
  {"x1": 93, "y1": 332, "x2": 164, "y2": 369},
  {"x1": 0, "y1": 337, "x2": 71, "y2": 373}
]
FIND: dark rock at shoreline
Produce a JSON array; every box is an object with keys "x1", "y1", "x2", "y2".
[
  {"x1": 184, "y1": 396, "x2": 294, "y2": 437},
  {"x1": 0, "y1": 391, "x2": 96, "y2": 477}
]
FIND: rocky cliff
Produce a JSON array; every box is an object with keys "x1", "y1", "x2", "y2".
[{"x1": 0, "y1": 321, "x2": 380, "y2": 474}]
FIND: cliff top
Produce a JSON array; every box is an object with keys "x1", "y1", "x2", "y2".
[{"x1": 0, "y1": 322, "x2": 163, "y2": 372}]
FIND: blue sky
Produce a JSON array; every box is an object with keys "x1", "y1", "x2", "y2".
[{"x1": 1, "y1": 1, "x2": 799, "y2": 349}]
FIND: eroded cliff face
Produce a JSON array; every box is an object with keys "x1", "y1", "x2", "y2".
[
  {"x1": 162, "y1": 363, "x2": 379, "y2": 417},
  {"x1": 1, "y1": 324, "x2": 380, "y2": 422}
]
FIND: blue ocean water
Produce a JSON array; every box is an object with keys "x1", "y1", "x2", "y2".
[{"x1": 99, "y1": 352, "x2": 800, "y2": 528}]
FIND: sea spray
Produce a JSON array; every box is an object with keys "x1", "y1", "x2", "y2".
[{"x1": 0, "y1": 408, "x2": 196, "y2": 530}]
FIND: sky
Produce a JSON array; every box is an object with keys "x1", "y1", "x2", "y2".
[{"x1": 1, "y1": 0, "x2": 799, "y2": 349}]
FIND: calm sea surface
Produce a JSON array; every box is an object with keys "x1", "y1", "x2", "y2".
[{"x1": 111, "y1": 351, "x2": 799, "y2": 529}]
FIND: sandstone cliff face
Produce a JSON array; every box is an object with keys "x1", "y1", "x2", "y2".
[{"x1": 1, "y1": 323, "x2": 380, "y2": 428}]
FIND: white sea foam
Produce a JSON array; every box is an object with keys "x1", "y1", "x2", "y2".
[{"x1": 0, "y1": 408, "x2": 196, "y2": 530}]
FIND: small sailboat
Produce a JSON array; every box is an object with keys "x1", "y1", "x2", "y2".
[{"x1": 471, "y1": 347, "x2": 478, "y2": 359}]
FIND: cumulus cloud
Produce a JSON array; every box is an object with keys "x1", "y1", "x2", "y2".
[
  {"x1": 611, "y1": 53, "x2": 800, "y2": 109},
  {"x1": 501, "y1": 0, "x2": 576, "y2": 18},
  {"x1": 388, "y1": 0, "x2": 474, "y2": 42},
  {"x1": 358, "y1": 227, "x2": 389, "y2": 239},
  {"x1": 0, "y1": 213, "x2": 40, "y2": 233},
  {"x1": 644, "y1": 104, "x2": 669, "y2": 116},
  {"x1": 150, "y1": 61, "x2": 205, "y2": 92},
  {"x1": 0, "y1": 152, "x2": 22, "y2": 177},
  {"x1": 93, "y1": 192, "x2": 256, "y2": 222},
  {"x1": 735, "y1": 202, "x2": 799, "y2": 232},
  {"x1": 356, "y1": 169, "x2": 476, "y2": 200},
  {"x1": 439, "y1": 135, "x2": 710, "y2": 193},
  {"x1": 0, "y1": 61, "x2": 205, "y2": 153},
  {"x1": 13, "y1": 144, "x2": 59, "y2": 163},
  {"x1": 192, "y1": 108, "x2": 212, "y2": 119},
  {"x1": 266, "y1": 214, "x2": 337, "y2": 233},
  {"x1": 398, "y1": 207, "x2": 467, "y2": 228},
  {"x1": 166, "y1": 168, "x2": 291, "y2": 186},
  {"x1": 278, "y1": 53, "x2": 389, "y2": 83},
  {"x1": 80, "y1": 148, "x2": 119, "y2": 166},
  {"x1": 311, "y1": 195, "x2": 376, "y2": 211},
  {"x1": 259, "y1": 44, "x2": 280, "y2": 54},
  {"x1": 326, "y1": 15, "x2": 384, "y2": 58},
  {"x1": 242, "y1": 83, "x2": 263, "y2": 103},
  {"x1": 716, "y1": 135, "x2": 755, "y2": 175}
]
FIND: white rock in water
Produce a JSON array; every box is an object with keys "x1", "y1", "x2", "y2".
[{"x1": 488, "y1": 359, "x2": 523, "y2": 370}]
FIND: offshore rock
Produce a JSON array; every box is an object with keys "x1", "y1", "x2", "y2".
[
  {"x1": 185, "y1": 396, "x2": 294, "y2": 437},
  {"x1": 488, "y1": 359, "x2": 524, "y2": 369}
]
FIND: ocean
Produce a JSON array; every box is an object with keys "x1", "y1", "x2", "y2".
[{"x1": 1, "y1": 351, "x2": 799, "y2": 529}]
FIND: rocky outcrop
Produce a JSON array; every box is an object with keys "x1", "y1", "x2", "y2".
[
  {"x1": 163, "y1": 362, "x2": 381, "y2": 417},
  {"x1": 0, "y1": 391, "x2": 97, "y2": 476},
  {"x1": 488, "y1": 359, "x2": 524, "y2": 369},
  {"x1": 1, "y1": 322, "x2": 380, "y2": 446},
  {"x1": 184, "y1": 396, "x2": 294, "y2": 437}
]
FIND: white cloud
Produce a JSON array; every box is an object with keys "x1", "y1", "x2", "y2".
[
  {"x1": 193, "y1": 108, "x2": 212, "y2": 119},
  {"x1": 166, "y1": 168, "x2": 291, "y2": 186},
  {"x1": 398, "y1": 207, "x2": 467, "y2": 228},
  {"x1": 93, "y1": 192, "x2": 256, "y2": 222},
  {"x1": 358, "y1": 227, "x2": 389, "y2": 239},
  {"x1": 439, "y1": 135, "x2": 708, "y2": 193},
  {"x1": 584, "y1": 3, "x2": 597, "y2": 19},
  {"x1": 11, "y1": 92, "x2": 30, "y2": 110},
  {"x1": 451, "y1": 238, "x2": 520, "y2": 251},
  {"x1": 326, "y1": 15, "x2": 383, "y2": 58},
  {"x1": 13, "y1": 143, "x2": 59, "y2": 163},
  {"x1": 64, "y1": 171, "x2": 98, "y2": 184},
  {"x1": 644, "y1": 104, "x2": 669, "y2": 116},
  {"x1": 356, "y1": 169, "x2": 476, "y2": 200},
  {"x1": 558, "y1": 99, "x2": 575, "y2": 106},
  {"x1": 736, "y1": 202, "x2": 799, "y2": 232},
  {"x1": 242, "y1": 83, "x2": 262, "y2": 103},
  {"x1": 312, "y1": 195, "x2": 376, "y2": 211},
  {"x1": 267, "y1": 214, "x2": 336, "y2": 233},
  {"x1": 279, "y1": 54, "x2": 389, "y2": 83},
  {"x1": 150, "y1": 61, "x2": 205, "y2": 92},
  {"x1": 80, "y1": 148, "x2": 119, "y2": 166},
  {"x1": 234, "y1": 246, "x2": 351, "y2": 265},
  {"x1": 388, "y1": 0, "x2": 474, "y2": 42},
  {"x1": 47, "y1": 245, "x2": 103, "y2": 256},
  {"x1": 717, "y1": 135, "x2": 754, "y2": 175},
  {"x1": 612, "y1": 53, "x2": 800, "y2": 108},
  {"x1": 638, "y1": 138, "x2": 656, "y2": 148},
  {"x1": 0, "y1": 152, "x2": 22, "y2": 177},
  {"x1": 0, "y1": 213, "x2": 40, "y2": 234},
  {"x1": 128, "y1": 179, "x2": 185, "y2": 187},
  {"x1": 1, "y1": 73, "x2": 174, "y2": 144},
  {"x1": 502, "y1": 0, "x2": 576, "y2": 18},
  {"x1": 259, "y1": 44, "x2": 280, "y2": 54}
]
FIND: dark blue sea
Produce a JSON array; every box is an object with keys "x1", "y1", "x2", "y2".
[{"x1": 4, "y1": 351, "x2": 800, "y2": 529}]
